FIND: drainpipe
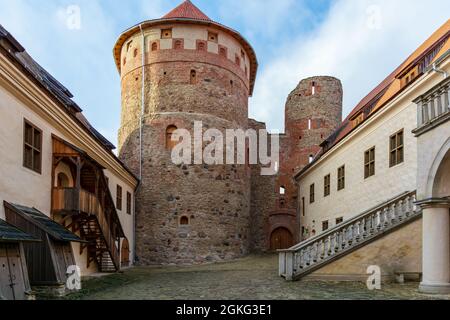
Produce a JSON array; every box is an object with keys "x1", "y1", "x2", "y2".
[{"x1": 432, "y1": 63, "x2": 448, "y2": 79}]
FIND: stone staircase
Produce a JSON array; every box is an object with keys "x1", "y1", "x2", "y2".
[{"x1": 279, "y1": 191, "x2": 422, "y2": 281}]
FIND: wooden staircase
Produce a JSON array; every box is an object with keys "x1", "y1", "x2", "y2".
[
  {"x1": 77, "y1": 199, "x2": 120, "y2": 273},
  {"x1": 279, "y1": 191, "x2": 422, "y2": 281}
]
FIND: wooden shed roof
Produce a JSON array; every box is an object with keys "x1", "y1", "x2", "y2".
[
  {"x1": 4, "y1": 202, "x2": 83, "y2": 243},
  {"x1": 0, "y1": 218, "x2": 39, "y2": 243}
]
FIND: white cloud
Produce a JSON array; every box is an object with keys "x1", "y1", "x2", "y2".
[{"x1": 249, "y1": 0, "x2": 450, "y2": 131}]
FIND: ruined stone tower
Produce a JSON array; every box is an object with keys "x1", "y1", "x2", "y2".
[
  {"x1": 251, "y1": 76, "x2": 343, "y2": 251},
  {"x1": 114, "y1": 0, "x2": 258, "y2": 264}
]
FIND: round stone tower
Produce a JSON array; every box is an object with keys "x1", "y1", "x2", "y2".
[
  {"x1": 285, "y1": 76, "x2": 343, "y2": 164},
  {"x1": 267, "y1": 76, "x2": 343, "y2": 248},
  {"x1": 114, "y1": 0, "x2": 258, "y2": 265}
]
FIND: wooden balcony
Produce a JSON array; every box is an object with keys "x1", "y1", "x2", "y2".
[{"x1": 52, "y1": 188, "x2": 101, "y2": 216}]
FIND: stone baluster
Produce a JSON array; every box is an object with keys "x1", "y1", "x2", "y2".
[
  {"x1": 444, "y1": 86, "x2": 450, "y2": 111},
  {"x1": 430, "y1": 94, "x2": 436, "y2": 120},
  {"x1": 397, "y1": 199, "x2": 404, "y2": 221},
  {"x1": 404, "y1": 196, "x2": 411, "y2": 217},
  {"x1": 330, "y1": 233, "x2": 337, "y2": 255}
]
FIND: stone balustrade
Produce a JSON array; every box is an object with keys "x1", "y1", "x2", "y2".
[
  {"x1": 279, "y1": 191, "x2": 422, "y2": 281},
  {"x1": 416, "y1": 77, "x2": 450, "y2": 128}
]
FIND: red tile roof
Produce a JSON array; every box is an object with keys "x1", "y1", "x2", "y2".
[{"x1": 162, "y1": 0, "x2": 211, "y2": 21}]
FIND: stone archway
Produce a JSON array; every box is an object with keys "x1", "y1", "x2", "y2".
[
  {"x1": 418, "y1": 145, "x2": 450, "y2": 294},
  {"x1": 270, "y1": 227, "x2": 293, "y2": 251}
]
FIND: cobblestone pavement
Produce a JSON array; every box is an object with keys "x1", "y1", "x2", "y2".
[{"x1": 67, "y1": 255, "x2": 449, "y2": 300}]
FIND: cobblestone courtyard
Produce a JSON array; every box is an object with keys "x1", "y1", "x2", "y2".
[{"x1": 66, "y1": 255, "x2": 449, "y2": 300}]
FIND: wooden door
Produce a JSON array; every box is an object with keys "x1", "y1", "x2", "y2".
[
  {"x1": 0, "y1": 245, "x2": 14, "y2": 300},
  {"x1": 6, "y1": 244, "x2": 26, "y2": 300},
  {"x1": 121, "y1": 238, "x2": 130, "y2": 267},
  {"x1": 270, "y1": 228, "x2": 293, "y2": 251}
]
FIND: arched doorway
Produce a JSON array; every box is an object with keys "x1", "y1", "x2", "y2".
[
  {"x1": 57, "y1": 173, "x2": 70, "y2": 188},
  {"x1": 270, "y1": 227, "x2": 293, "y2": 250},
  {"x1": 121, "y1": 238, "x2": 130, "y2": 267}
]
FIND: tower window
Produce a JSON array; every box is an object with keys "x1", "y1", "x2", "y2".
[
  {"x1": 197, "y1": 41, "x2": 207, "y2": 51},
  {"x1": 126, "y1": 40, "x2": 133, "y2": 52},
  {"x1": 312, "y1": 81, "x2": 316, "y2": 95},
  {"x1": 123, "y1": 57, "x2": 126, "y2": 66},
  {"x1": 190, "y1": 70, "x2": 197, "y2": 84},
  {"x1": 151, "y1": 42, "x2": 158, "y2": 51},
  {"x1": 174, "y1": 39, "x2": 183, "y2": 50},
  {"x1": 161, "y1": 28, "x2": 172, "y2": 39},
  {"x1": 279, "y1": 186, "x2": 286, "y2": 195},
  {"x1": 235, "y1": 56, "x2": 241, "y2": 67},
  {"x1": 309, "y1": 155, "x2": 314, "y2": 163},
  {"x1": 208, "y1": 31, "x2": 218, "y2": 43},
  {"x1": 308, "y1": 119, "x2": 312, "y2": 130},
  {"x1": 219, "y1": 46, "x2": 227, "y2": 58},
  {"x1": 133, "y1": 48, "x2": 138, "y2": 58},
  {"x1": 180, "y1": 216, "x2": 189, "y2": 226},
  {"x1": 241, "y1": 49, "x2": 245, "y2": 60},
  {"x1": 166, "y1": 125, "x2": 178, "y2": 150}
]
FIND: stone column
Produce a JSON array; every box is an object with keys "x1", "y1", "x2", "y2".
[{"x1": 417, "y1": 198, "x2": 450, "y2": 294}]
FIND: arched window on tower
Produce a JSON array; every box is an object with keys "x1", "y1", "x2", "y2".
[
  {"x1": 133, "y1": 48, "x2": 138, "y2": 58},
  {"x1": 308, "y1": 119, "x2": 312, "y2": 130},
  {"x1": 309, "y1": 155, "x2": 314, "y2": 164},
  {"x1": 312, "y1": 81, "x2": 316, "y2": 95},
  {"x1": 166, "y1": 125, "x2": 178, "y2": 150},
  {"x1": 151, "y1": 42, "x2": 158, "y2": 52},
  {"x1": 174, "y1": 39, "x2": 183, "y2": 50},
  {"x1": 190, "y1": 70, "x2": 197, "y2": 84},
  {"x1": 279, "y1": 186, "x2": 286, "y2": 195},
  {"x1": 180, "y1": 216, "x2": 189, "y2": 226}
]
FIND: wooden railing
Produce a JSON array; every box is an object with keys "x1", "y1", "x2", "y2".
[
  {"x1": 279, "y1": 191, "x2": 422, "y2": 281},
  {"x1": 52, "y1": 188, "x2": 120, "y2": 270}
]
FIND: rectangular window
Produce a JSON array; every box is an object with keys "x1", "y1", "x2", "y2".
[
  {"x1": 336, "y1": 217, "x2": 344, "y2": 225},
  {"x1": 302, "y1": 197, "x2": 305, "y2": 217},
  {"x1": 337, "y1": 165, "x2": 345, "y2": 191},
  {"x1": 324, "y1": 174, "x2": 331, "y2": 197},
  {"x1": 390, "y1": 130, "x2": 404, "y2": 167},
  {"x1": 23, "y1": 120, "x2": 42, "y2": 174},
  {"x1": 116, "y1": 185, "x2": 123, "y2": 211},
  {"x1": 310, "y1": 184, "x2": 315, "y2": 204},
  {"x1": 322, "y1": 220, "x2": 329, "y2": 231},
  {"x1": 161, "y1": 28, "x2": 172, "y2": 39},
  {"x1": 364, "y1": 147, "x2": 376, "y2": 179},
  {"x1": 208, "y1": 31, "x2": 218, "y2": 43},
  {"x1": 126, "y1": 192, "x2": 132, "y2": 215}
]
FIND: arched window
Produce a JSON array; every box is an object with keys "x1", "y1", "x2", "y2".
[
  {"x1": 174, "y1": 39, "x2": 183, "y2": 50},
  {"x1": 279, "y1": 186, "x2": 286, "y2": 195},
  {"x1": 312, "y1": 81, "x2": 316, "y2": 95},
  {"x1": 309, "y1": 155, "x2": 314, "y2": 163},
  {"x1": 133, "y1": 48, "x2": 138, "y2": 58},
  {"x1": 123, "y1": 57, "x2": 126, "y2": 66},
  {"x1": 151, "y1": 42, "x2": 158, "y2": 52},
  {"x1": 166, "y1": 125, "x2": 178, "y2": 150},
  {"x1": 190, "y1": 70, "x2": 197, "y2": 84},
  {"x1": 308, "y1": 119, "x2": 312, "y2": 130},
  {"x1": 180, "y1": 216, "x2": 189, "y2": 226},
  {"x1": 219, "y1": 47, "x2": 227, "y2": 58},
  {"x1": 57, "y1": 173, "x2": 70, "y2": 188},
  {"x1": 197, "y1": 41, "x2": 206, "y2": 51}
]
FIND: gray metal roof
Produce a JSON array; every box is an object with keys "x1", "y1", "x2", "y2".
[
  {"x1": 0, "y1": 218, "x2": 39, "y2": 243},
  {"x1": 6, "y1": 203, "x2": 83, "y2": 243}
]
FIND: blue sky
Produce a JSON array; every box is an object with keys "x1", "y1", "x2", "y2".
[{"x1": 0, "y1": 0, "x2": 449, "y2": 148}]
